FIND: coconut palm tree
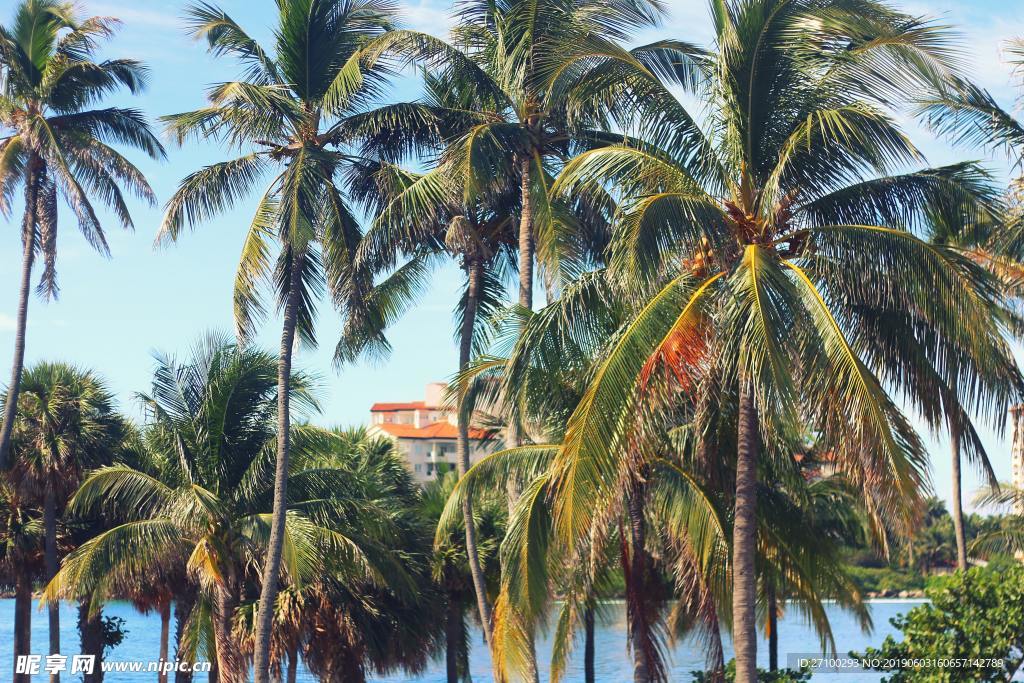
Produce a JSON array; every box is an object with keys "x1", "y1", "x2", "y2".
[
  {"x1": 345, "y1": 0, "x2": 665, "y2": 309},
  {"x1": 338, "y1": 145, "x2": 521, "y2": 649},
  {"x1": 9, "y1": 362, "x2": 123, "y2": 683},
  {"x1": 446, "y1": 273, "x2": 876, "y2": 682},
  {"x1": 45, "y1": 338, "x2": 404, "y2": 683},
  {"x1": 0, "y1": 0, "x2": 164, "y2": 469},
  {"x1": 916, "y1": 38, "x2": 1024, "y2": 570},
  {"x1": 158, "y1": 3, "x2": 396, "y2": 678},
  {"x1": 528, "y1": 2, "x2": 1023, "y2": 679}
]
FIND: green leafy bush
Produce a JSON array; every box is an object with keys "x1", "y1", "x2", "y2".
[
  {"x1": 854, "y1": 565, "x2": 1024, "y2": 681},
  {"x1": 692, "y1": 660, "x2": 811, "y2": 682}
]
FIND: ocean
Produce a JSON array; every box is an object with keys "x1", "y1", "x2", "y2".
[{"x1": 0, "y1": 599, "x2": 922, "y2": 682}]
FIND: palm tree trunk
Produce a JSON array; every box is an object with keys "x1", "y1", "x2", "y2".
[
  {"x1": 286, "y1": 645, "x2": 298, "y2": 683},
  {"x1": 44, "y1": 486, "x2": 61, "y2": 683},
  {"x1": 213, "y1": 583, "x2": 242, "y2": 683},
  {"x1": 517, "y1": 154, "x2": 535, "y2": 313},
  {"x1": 584, "y1": 605, "x2": 596, "y2": 683},
  {"x1": 253, "y1": 251, "x2": 304, "y2": 683},
  {"x1": 13, "y1": 570, "x2": 32, "y2": 683},
  {"x1": 174, "y1": 594, "x2": 195, "y2": 683},
  {"x1": 78, "y1": 601, "x2": 105, "y2": 683},
  {"x1": 445, "y1": 591, "x2": 461, "y2": 683},
  {"x1": 950, "y1": 427, "x2": 968, "y2": 571},
  {"x1": 457, "y1": 258, "x2": 494, "y2": 647},
  {"x1": 767, "y1": 583, "x2": 778, "y2": 672},
  {"x1": 0, "y1": 162, "x2": 39, "y2": 470},
  {"x1": 159, "y1": 601, "x2": 172, "y2": 683},
  {"x1": 733, "y1": 380, "x2": 759, "y2": 683},
  {"x1": 626, "y1": 487, "x2": 654, "y2": 683}
]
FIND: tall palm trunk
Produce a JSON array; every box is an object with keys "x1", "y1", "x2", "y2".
[
  {"x1": 517, "y1": 154, "x2": 535, "y2": 314},
  {"x1": 584, "y1": 605, "x2": 596, "y2": 683},
  {"x1": 13, "y1": 570, "x2": 32, "y2": 683},
  {"x1": 0, "y1": 159, "x2": 41, "y2": 469},
  {"x1": 174, "y1": 594, "x2": 195, "y2": 683},
  {"x1": 625, "y1": 486, "x2": 655, "y2": 683},
  {"x1": 733, "y1": 381, "x2": 759, "y2": 683},
  {"x1": 767, "y1": 583, "x2": 778, "y2": 672},
  {"x1": 950, "y1": 427, "x2": 968, "y2": 571},
  {"x1": 44, "y1": 485, "x2": 61, "y2": 683},
  {"x1": 253, "y1": 251, "x2": 304, "y2": 683},
  {"x1": 159, "y1": 601, "x2": 172, "y2": 683},
  {"x1": 457, "y1": 258, "x2": 494, "y2": 646},
  {"x1": 213, "y1": 583, "x2": 242, "y2": 683},
  {"x1": 445, "y1": 591, "x2": 463, "y2": 683},
  {"x1": 78, "y1": 601, "x2": 105, "y2": 683}
]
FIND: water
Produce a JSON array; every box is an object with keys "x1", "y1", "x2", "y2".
[{"x1": 0, "y1": 599, "x2": 921, "y2": 682}]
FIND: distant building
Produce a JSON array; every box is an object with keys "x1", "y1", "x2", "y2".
[{"x1": 367, "y1": 382, "x2": 497, "y2": 484}]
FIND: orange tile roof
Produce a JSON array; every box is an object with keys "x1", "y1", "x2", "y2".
[
  {"x1": 370, "y1": 401, "x2": 429, "y2": 412},
  {"x1": 374, "y1": 421, "x2": 489, "y2": 440}
]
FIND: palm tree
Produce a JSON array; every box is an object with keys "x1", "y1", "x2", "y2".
[
  {"x1": 916, "y1": 38, "x2": 1024, "y2": 571},
  {"x1": 420, "y1": 470, "x2": 504, "y2": 683},
  {"x1": 0, "y1": 475, "x2": 41, "y2": 683},
  {"x1": 0, "y1": 0, "x2": 164, "y2": 469},
  {"x1": 531, "y1": 2, "x2": 1023, "y2": 679},
  {"x1": 46, "y1": 338, "x2": 414, "y2": 683},
  {"x1": 157, "y1": 4, "x2": 398, "y2": 677},
  {"x1": 9, "y1": 362, "x2": 122, "y2": 683},
  {"x1": 338, "y1": 145, "x2": 521, "y2": 649},
  {"x1": 234, "y1": 428, "x2": 444, "y2": 683}
]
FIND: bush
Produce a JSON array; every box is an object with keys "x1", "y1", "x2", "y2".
[
  {"x1": 691, "y1": 660, "x2": 811, "y2": 683},
  {"x1": 853, "y1": 565, "x2": 1024, "y2": 681},
  {"x1": 846, "y1": 565, "x2": 925, "y2": 594}
]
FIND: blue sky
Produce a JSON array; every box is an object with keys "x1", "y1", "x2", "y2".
[{"x1": 1, "y1": 0, "x2": 1023, "y2": 510}]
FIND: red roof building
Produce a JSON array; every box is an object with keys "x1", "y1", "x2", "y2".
[{"x1": 367, "y1": 382, "x2": 496, "y2": 483}]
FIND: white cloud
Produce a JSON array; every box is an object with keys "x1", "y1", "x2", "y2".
[
  {"x1": 0, "y1": 314, "x2": 15, "y2": 332},
  {"x1": 399, "y1": 0, "x2": 456, "y2": 39},
  {"x1": 83, "y1": 2, "x2": 182, "y2": 29}
]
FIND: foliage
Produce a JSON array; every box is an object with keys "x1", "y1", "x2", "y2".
[
  {"x1": 100, "y1": 615, "x2": 127, "y2": 654},
  {"x1": 692, "y1": 661, "x2": 812, "y2": 683},
  {"x1": 856, "y1": 566, "x2": 1024, "y2": 682}
]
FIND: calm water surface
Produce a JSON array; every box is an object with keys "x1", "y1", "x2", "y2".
[{"x1": 0, "y1": 599, "x2": 921, "y2": 682}]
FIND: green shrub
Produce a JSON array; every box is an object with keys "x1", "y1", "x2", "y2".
[
  {"x1": 691, "y1": 660, "x2": 811, "y2": 683},
  {"x1": 853, "y1": 565, "x2": 1024, "y2": 681}
]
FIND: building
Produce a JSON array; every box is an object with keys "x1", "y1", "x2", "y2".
[{"x1": 367, "y1": 382, "x2": 497, "y2": 484}]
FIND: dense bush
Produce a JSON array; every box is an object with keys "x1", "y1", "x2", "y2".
[{"x1": 855, "y1": 566, "x2": 1024, "y2": 681}]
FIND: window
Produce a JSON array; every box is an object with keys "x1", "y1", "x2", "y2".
[{"x1": 414, "y1": 464, "x2": 422, "y2": 473}]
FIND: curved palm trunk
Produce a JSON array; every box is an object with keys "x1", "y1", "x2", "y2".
[
  {"x1": 174, "y1": 594, "x2": 195, "y2": 683},
  {"x1": 78, "y1": 601, "x2": 105, "y2": 683},
  {"x1": 0, "y1": 163, "x2": 41, "y2": 469},
  {"x1": 767, "y1": 583, "x2": 778, "y2": 672},
  {"x1": 457, "y1": 259, "x2": 494, "y2": 648},
  {"x1": 733, "y1": 381, "x2": 759, "y2": 683},
  {"x1": 253, "y1": 252, "x2": 304, "y2": 683},
  {"x1": 13, "y1": 570, "x2": 32, "y2": 683},
  {"x1": 44, "y1": 486, "x2": 61, "y2": 683},
  {"x1": 950, "y1": 428, "x2": 968, "y2": 571},
  {"x1": 584, "y1": 605, "x2": 596, "y2": 683},
  {"x1": 159, "y1": 601, "x2": 171, "y2": 683}
]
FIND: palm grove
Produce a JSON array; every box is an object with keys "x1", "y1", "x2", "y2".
[{"x1": 2, "y1": 0, "x2": 1024, "y2": 682}]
